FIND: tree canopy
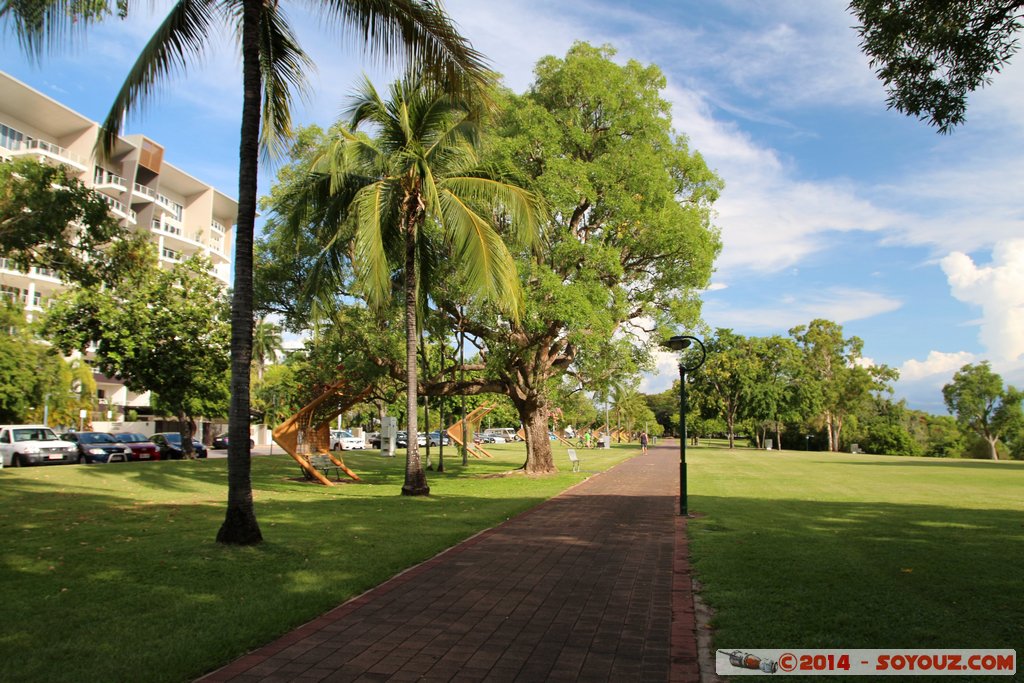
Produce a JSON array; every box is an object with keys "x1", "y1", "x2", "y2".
[
  {"x1": 0, "y1": 157, "x2": 133, "y2": 287},
  {"x1": 942, "y1": 361, "x2": 1022, "y2": 459},
  {"x1": 44, "y1": 251, "x2": 230, "y2": 456},
  {"x1": 850, "y1": 0, "x2": 1024, "y2": 131}
]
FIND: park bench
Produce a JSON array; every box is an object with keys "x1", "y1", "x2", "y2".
[
  {"x1": 305, "y1": 454, "x2": 345, "y2": 481},
  {"x1": 567, "y1": 448, "x2": 580, "y2": 472}
]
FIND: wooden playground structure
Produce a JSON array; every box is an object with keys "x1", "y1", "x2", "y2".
[
  {"x1": 445, "y1": 402, "x2": 497, "y2": 459},
  {"x1": 272, "y1": 374, "x2": 370, "y2": 486}
]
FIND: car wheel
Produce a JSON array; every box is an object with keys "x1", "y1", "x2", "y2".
[
  {"x1": 12, "y1": 453, "x2": 23, "y2": 467},
  {"x1": 77, "y1": 453, "x2": 86, "y2": 464}
]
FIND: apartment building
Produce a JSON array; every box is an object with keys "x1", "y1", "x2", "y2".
[{"x1": 0, "y1": 70, "x2": 239, "y2": 420}]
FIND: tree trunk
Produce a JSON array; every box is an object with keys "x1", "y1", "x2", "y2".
[
  {"x1": 216, "y1": 0, "x2": 262, "y2": 545},
  {"x1": 401, "y1": 214, "x2": 429, "y2": 496},
  {"x1": 825, "y1": 413, "x2": 835, "y2": 452},
  {"x1": 179, "y1": 411, "x2": 195, "y2": 459},
  {"x1": 513, "y1": 394, "x2": 555, "y2": 474},
  {"x1": 987, "y1": 437, "x2": 1000, "y2": 460}
]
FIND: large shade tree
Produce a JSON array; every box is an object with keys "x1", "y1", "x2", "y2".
[
  {"x1": 285, "y1": 78, "x2": 540, "y2": 495},
  {"x1": 4, "y1": 0, "x2": 491, "y2": 542},
  {"x1": 427, "y1": 43, "x2": 722, "y2": 472},
  {"x1": 258, "y1": 43, "x2": 721, "y2": 475},
  {"x1": 44, "y1": 253, "x2": 231, "y2": 458},
  {"x1": 942, "y1": 361, "x2": 1023, "y2": 460},
  {"x1": 790, "y1": 319, "x2": 897, "y2": 452}
]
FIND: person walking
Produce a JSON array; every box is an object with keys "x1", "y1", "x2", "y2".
[{"x1": 640, "y1": 430, "x2": 649, "y2": 455}]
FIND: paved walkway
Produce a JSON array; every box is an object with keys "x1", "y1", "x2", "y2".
[{"x1": 199, "y1": 442, "x2": 699, "y2": 682}]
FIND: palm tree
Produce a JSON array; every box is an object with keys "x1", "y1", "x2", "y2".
[
  {"x1": 294, "y1": 77, "x2": 541, "y2": 495},
  {"x1": 252, "y1": 317, "x2": 283, "y2": 380},
  {"x1": 5, "y1": 0, "x2": 491, "y2": 542}
]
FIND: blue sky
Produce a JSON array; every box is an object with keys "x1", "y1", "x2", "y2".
[{"x1": 3, "y1": 0, "x2": 1022, "y2": 414}]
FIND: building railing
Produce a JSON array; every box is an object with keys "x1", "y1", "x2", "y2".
[
  {"x1": 94, "y1": 167, "x2": 127, "y2": 188},
  {"x1": 100, "y1": 194, "x2": 137, "y2": 222},
  {"x1": 17, "y1": 138, "x2": 88, "y2": 168}
]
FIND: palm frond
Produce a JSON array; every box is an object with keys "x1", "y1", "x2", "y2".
[
  {"x1": 97, "y1": 0, "x2": 220, "y2": 158},
  {"x1": 441, "y1": 174, "x2": 544, "y2": 251},
  {"x1": 312, "y1": 0, "x2": 495, "y2": 105},
  {"x1": 352, "y1": 179, "x2": 401, "y2": 309},
  {"x1": 252, "y1": 1, "x2": 313, "y2": 162},
  {"x1": 436, "y1": 187, "x2": 523, "y2": 320},
  {"x1": 1, "y1": 0, "x2": 107, "y2": 59}
]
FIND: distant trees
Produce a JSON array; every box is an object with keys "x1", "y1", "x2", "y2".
[
  {"x1": 790, "y1": 319, "x2": 898, "y2": 452},
  {"x1": 942, "y1": 362, "x2": 1022, "y2": 460},
  {"x1": 648, "y1": 323, "x2": 1023, "y2": 461},
  {"x1": 683, "y1": 321, "x2": 897, "y2": 452}
]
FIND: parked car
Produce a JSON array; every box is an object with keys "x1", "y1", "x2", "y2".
[
  {"x1": 61, "y1": 431, "x2": 134, "y2": 464},
  {"x1": 396, "y1": 431, "x2": 427, "y2": 448},
  {"x1": 330, "y1": 430, "x2": 364, "y2": 451},
  {"x1": 427, "y1": 430, "x2": 450, "y2": 447},
  {"x1": 112, "y1": 432, "x2": 161, "y2": 461},
  {"x1": 0, "y1": 425, "x2": 78, "y2": 467},
  {"x1": 366, "y1": 432, "x2": 382, "y2": 449},
  {"x1": 211, "y1": 434, "x2": 255, "y2": 449},
  {"x1": 151, "y1": 432, "x2": 208, "y2": 459},
  {"x1": 482, "y1": 427, "x2": 519, "y2": 442}
]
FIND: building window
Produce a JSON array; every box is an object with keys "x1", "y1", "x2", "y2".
[
  {"x1": 0, "y1": 123, "x2": 24, "y2": 151},
  {"x1": 0, "y1": 284, "x2": 22, "y2": 302},
  {"x1": 161, "y1": 247, "x2": 180, "y2": 261}
]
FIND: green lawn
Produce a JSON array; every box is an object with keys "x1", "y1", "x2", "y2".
[
  {"x1": 5, "y1": 443, "x2": 1021, "y2": 682},
  {"x1": 687, "y1": 447, "x2": 1024, "y2": 660},
  {"x1": 0, "y1": 443, "x2": 634, "y2": 682}
]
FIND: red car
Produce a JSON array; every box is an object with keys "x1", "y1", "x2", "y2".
[{"x1": 112, "y1": 432, "x2": 161, "y2": 461}]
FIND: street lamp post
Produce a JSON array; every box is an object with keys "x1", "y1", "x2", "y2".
[{"x1": 664, "y1": 335, "x2": 706, "y2": 517}]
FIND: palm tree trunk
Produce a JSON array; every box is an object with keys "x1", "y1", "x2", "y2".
[
  {"x1": 216, "y1": 0, "x2": 263, "y2": 544},
  {"x1": 402, "y1": 214, "x2": 429, "y2": 496}
]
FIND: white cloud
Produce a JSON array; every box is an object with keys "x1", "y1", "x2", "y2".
[
  {"x1": 941, "y1": 241, "x2": 1024, "y2": 366},
  {"x1": 639, "y1": 350, "x2": 680, "y2": 394},
  {"x1": 703, "y1": 287, "x2": 902, "y2": 332},
  {"x1": 899, "y1": 350, "x2": 977, "y2": 382}
]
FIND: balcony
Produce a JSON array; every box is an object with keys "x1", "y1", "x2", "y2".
[
  {"x1": 160, "y1": 246, "x2": 182, "y2": 263},
  {"x1": 32, "y1": 266, "x2": 60, "y2": 280},
  {"x1": 10, "y1": 137, "x2": 88, "y2": 172},
  {"x1": 0, "y1": 257, "x2": 26, "y2": 273},
  {"x1": 152, "y1": 215, "x2": 183, "y2": 238},
  {"x1": 132, "y1": 182, "x2": 159, "y2": 203},
  {"x1": 93, "y1": 167, "x2": 128, "y2": 193},
  {"x1": 100, "y1": 194, "x2": 137, "y2": 225}
]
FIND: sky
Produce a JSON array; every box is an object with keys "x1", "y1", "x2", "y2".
[{"x1": 3, "y1": 0, "x2": 1022, "y2": 414}]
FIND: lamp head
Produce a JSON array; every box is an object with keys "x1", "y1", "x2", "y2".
[{"x1": 665, "y1": 335, "x2": 692, "y2": 352}]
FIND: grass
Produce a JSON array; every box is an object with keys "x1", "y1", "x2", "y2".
[
  {"x1": 0, "y1": 442, "x2": 635, "y2": 682},
  {"x1": 7, "y1": 441, "x2": 1021, "y2": 681},
  {"x1": 686, "y1": 447, "x2": 1024, "y2": 662}
]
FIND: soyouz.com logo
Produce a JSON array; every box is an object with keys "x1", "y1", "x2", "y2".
[{"x1": 716, "y1": 649, "x2": 1016, "y2": 676}]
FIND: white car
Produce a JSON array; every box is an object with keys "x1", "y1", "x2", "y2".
[
  {"x1": 0, "y1": 425, "x2": 79, "y2": 467},
  {"x1": 330, "y1": 430, "x2": 364, "y2": 451}
]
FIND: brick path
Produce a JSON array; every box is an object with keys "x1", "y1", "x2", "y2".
[{"x1": 199, "y1": 441, "x2": 698, "y2": 682}]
